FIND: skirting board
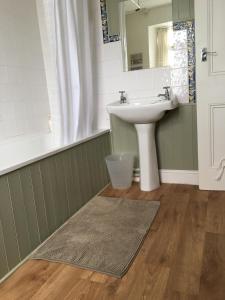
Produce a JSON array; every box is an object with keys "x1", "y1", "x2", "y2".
[{"x1": 134, "y1": 169, "x2": 199, "y2": 185}]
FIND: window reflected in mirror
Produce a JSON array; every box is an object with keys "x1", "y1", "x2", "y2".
[{"x1": 148, "y1": 21, "x2": 173, "y2": 69}]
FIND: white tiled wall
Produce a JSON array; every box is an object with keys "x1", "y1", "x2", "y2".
[
  {"x1": 91, "y1": 0, "x2": 189, "y2": 129},
  {"x1": 0, "y1": 0, "x2": 50, "y2": 143}
]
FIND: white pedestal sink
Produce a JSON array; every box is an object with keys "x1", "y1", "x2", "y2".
[{"x1": 107, "y1": 98, "x2": 178, "y2": 191}]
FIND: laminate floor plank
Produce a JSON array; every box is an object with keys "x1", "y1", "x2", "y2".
[
  {"x1": 145, "y1": 193, "x2": 189, "y2": 267},
  {"x1": 0, "y1": 260, "x2": 60, "y2": 300},
  {"x1": 165, "y1": 190, "x2": 208, "y2": 297},
  {"x1": 206, "y1": 191, "x2": 225, "y2": 234},
  {"x1": 199, "y1": 232, "x2": 225, "y2": 300}
]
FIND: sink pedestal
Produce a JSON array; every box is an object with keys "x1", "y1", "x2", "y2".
[
  {"x1": 135, "y1": 123, "x2": 160, "y2": 191},
  {"x1": 107, "y1": 98, "x2": 178, "y2": 191}
]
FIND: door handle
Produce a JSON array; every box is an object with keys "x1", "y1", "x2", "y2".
[{"x1": 201, "y1": 47, "x2": 217, "y2": 62}]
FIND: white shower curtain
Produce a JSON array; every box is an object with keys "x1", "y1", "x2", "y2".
[
  {"x1": 119, "y1": 2, "x2": 128, "y2": 72},
  {"x1": 54, "y1": 0, "x2": 94, "y2": 144}
]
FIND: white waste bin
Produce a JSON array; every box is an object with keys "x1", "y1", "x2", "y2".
[{"x1": 105, "y1": 153, "x2": 134, "y2": 189}]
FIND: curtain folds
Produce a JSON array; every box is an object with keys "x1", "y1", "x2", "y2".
[
  {"x1": 119, "y1": 2, "x2": 128, "y2": 72},
  {"x1": 54, "y1": 0, "x2": 94, "y2": 144}
]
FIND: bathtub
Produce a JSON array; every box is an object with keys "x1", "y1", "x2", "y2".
[
  {"x1": 0, "y1": 129, "x2": 111, "y2": 283},
  {"x1": 0, "y1": 130, "x2": 110, "y2": 176}
]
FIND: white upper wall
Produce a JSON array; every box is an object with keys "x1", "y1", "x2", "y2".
[{"x1": 0, "y1": 0, "x2": 50, "y2": 143}]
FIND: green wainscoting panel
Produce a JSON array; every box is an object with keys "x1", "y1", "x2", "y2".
[
  {"x1": 156, "y1": 104, "x2": 198, "y2": 170},
  {"x1": 30, "y1": 163, "x2": 50, "y2": 242},
  {"x1": 0, "y1": 177, "x2": 21, "y2": 270},
  {"x1": 0, "y1": 221, "x2": 9, "y2": 278},
  {"x1": 8, "y1": 171, "x2": 32, "y2": 260},
  {"x1": 192, "y1": 105, "x2": 198, "y2": 170},
  {"x1": 19, "y1": 168, "x2": 41, "y2": 250},
  {"x1": 110, "y1": 116, "x2": 140, "y2": 168},
  {"x1": 0, "y1": 132, "x2": 111, "y2": 281},
  {"x1": 110, "y1": 104, "x2": 198, "y2": 171}
]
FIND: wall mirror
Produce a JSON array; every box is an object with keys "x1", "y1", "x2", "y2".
[
  {"x1": 100, "y1": 0, "x2": 196, "y2": 102},
  {"x1": 121, "y1": 0, "x2": 173, "y2": 71},
  {"x1": 101, "y1": 0, "x2": 173, "y2": 71}
]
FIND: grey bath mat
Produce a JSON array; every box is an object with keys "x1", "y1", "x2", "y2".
[{"x1": 31, "y1": 196, "x2": 160, "y2": 278}]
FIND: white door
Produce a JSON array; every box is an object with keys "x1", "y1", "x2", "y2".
[{"x1": 195, "y1": 0, "x2": 225, "y2": 190}]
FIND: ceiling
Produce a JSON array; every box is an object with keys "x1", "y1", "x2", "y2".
[{"x1": 123, "y1": 0, "x2": 171, "y2": 13}]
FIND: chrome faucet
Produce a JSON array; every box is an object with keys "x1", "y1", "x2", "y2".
[
  {"x1": 119, "y1": 91, "x2": 127, "y2": 104},
  {"x1": 158, "y1": 86, "x2": 170, "y2": 100}
]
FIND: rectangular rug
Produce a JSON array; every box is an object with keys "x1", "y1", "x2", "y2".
[{"x1": 31, "y1": 196, "x2": 160, "y2": 278}]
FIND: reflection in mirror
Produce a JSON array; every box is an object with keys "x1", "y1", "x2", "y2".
[{"x1": 120, "y1": 0, "x2": 173, "y2": 71}]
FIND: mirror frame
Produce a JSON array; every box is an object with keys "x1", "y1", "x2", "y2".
[{"x1": 100, "y1": 0, "x2": 120, "y2": 43}]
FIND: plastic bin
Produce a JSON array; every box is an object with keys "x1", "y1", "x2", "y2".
[{"x1": 105, "y1": 153, "x2": 134, "y2": 189}]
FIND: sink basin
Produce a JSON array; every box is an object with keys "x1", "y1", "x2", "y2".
[
  {"x1": 107, "y1": 98, "x2": 177, "y2": 124},
  {"x1": 107, "y1": 97, "x2": 178, "y2": 192}
]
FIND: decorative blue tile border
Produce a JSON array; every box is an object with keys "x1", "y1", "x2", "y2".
[
  {"x1": 100, "y1": 0, "x2": 120, "y2": 43},
  {"x1": 173, "y1": 21, "x2": 196, "y2": 103}
]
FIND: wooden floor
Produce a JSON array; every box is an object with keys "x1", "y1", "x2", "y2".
[{"x1": 0, "y1": 183, "x2": 225, "y2": 300}]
